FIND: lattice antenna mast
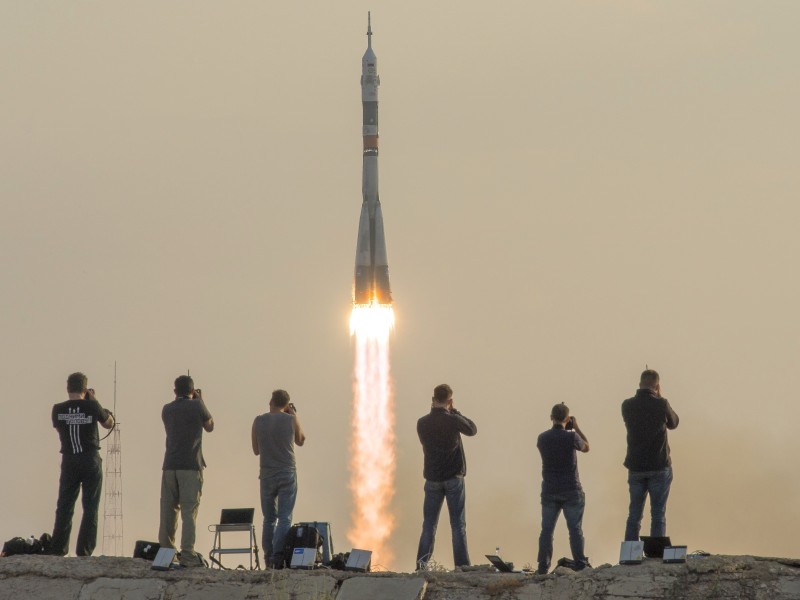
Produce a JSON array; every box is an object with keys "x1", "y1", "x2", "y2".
[{"x1": 102, "y1": 361, "x2": 124, "y2": 555}]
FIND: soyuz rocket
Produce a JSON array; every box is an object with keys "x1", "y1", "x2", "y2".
[{"x1": 353, "y1": 13, "x2": 392, "y2": 306}]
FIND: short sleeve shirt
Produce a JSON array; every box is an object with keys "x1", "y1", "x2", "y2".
[
  {"x1": 162, "y1": 397, "x2": 212, "y2": 471},
  {"x1": 52, "y1": 399, "x2": 111, "y2": 455},
  {"x1": 537, "y1": 426, "x2": 586, "y2": 495},
  {"x1": 254, "y1": 412, "x2": 296, "y2": 478}
]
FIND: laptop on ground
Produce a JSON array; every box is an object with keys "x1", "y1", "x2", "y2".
[
  {"x1": 486, "y1": 554, "x2": 521, "y2": 573},
  {"x1": 663, "y1": 546, "x2": 687, "y2": 563},
  {"x1": 151, "y1": 547, "x2": 177, "y2": 571},
  {"x1": 619, "y1": 541, "x2": 644, "y2": 565}
]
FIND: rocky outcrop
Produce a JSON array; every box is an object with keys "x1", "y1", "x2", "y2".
[{"x1": 0, "y1": 554, "x2": 799, "y2": 599}]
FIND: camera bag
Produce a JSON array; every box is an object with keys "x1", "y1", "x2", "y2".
[{"x1": 282, "y1": 524, "x2": 322, "y2": 568}]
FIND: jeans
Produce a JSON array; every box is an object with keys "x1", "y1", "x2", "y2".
[
  {"x1": 159, "y1": 469, "x2": 204, "y2": 556},
  {"x1": 537, "y1": 489, "x2": 588, "y2": 572},
  {"x1": 625, "y1": 467, "x2": 673, "y2": 541},
  {"x1": 260, "y1": 470, "x2": 297, "y2": 562},
  {"x1": 416, "y1": 476, "x2": 470, "y2": 568},
  {"x1": 51, "y1": 452, "x2": 103, "y2": 556}
]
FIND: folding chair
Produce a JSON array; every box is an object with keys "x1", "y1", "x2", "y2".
[{"x1": 208, "y1": 508, "x2": 260, "y2": 570}]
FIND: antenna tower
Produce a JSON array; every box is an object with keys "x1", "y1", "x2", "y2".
[{"x1": 102, "y1": 361, "x2": 124, "y2": 555}]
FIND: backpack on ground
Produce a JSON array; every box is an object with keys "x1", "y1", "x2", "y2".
[
  {"x1": 2, "y1": 534, "x2": 51, "y2": 557},
  {"x1": 328, "y1": 552, "x2": 350, "y2": 570},
  {"x1": 133, "y1": 540, "x2": 161, "y2": 561},
  {"x1": 282, "y1": 524, "x2": 322, "y2": 568}
]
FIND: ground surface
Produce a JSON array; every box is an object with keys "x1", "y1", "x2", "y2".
[{"x1": 1, "y1": 554, "x2": 800, "y2": 599}]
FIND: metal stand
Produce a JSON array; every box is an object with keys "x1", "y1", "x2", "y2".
[
  {"x1": 102, "y1": 424, "x2": 123, "y2": 555},
  {"x1": 208, "y1": 523, "x2": 260, "y2": 570}
]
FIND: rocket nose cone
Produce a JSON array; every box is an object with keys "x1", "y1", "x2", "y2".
[{"x1": 362, "y1": 47, "x2": 377, "y2": 63}]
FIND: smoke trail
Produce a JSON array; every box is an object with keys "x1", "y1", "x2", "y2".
[{"x1": 348, "y1": 304, "x2": 395, "y2": 568}]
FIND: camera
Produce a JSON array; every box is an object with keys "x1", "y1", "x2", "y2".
[
  {"x1": 565, "y1": 416, "x2": 575, "y2": 430},
  {"x1": 288, "y1": 402, "x2": 297, "y2": 413},
  {"x1": 194, "y1": 389, "x2": 202, "y2": 398}
]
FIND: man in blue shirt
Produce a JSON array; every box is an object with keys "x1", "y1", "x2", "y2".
[{"x1": 536, "y1": 403, "x2": 590, "y2": 574}]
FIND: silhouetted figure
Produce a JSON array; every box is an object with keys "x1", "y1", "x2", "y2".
[
  {"x1": 158, "y1": 375, "x2": 214, "y2": 567},
  {"x1": 622, "y1": 369, "x2": 679, "y2": 540},
  {"x1": 536, "y1": 403, "x2": 591, "y2": 574},
  {"x1": 50, "y1": 372, "x2": 114, "y2": 556},
  {"x1": 251, "y1": 389, "x2": 305, "y2": 567},
  {"x1": 415, "y1": 384, "x2": 477, "y2": 570}
]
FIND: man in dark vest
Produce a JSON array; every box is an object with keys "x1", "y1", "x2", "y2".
[
  {"x1": 252, "y1": 389, "x2": 305, "y2": 567},
  {"x1": 622, "y1": 369, "x2": 680, "y2": 541},
  {"x1": 50, "y1": 372, "x2": 114, "y2": 556},
  {"x1": 159, "y1": 375, "x2": 214, "y2": 567},
  {"x1": 415, "y1": 383, "x2": 477, "y2": 570},
  {"x1": 536, "y1": 403, "x2": 590, "y2": 574}
]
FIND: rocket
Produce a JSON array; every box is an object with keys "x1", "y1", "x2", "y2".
[{"x1": 353, "y1": 13, "x2": 392, "y2": 306}]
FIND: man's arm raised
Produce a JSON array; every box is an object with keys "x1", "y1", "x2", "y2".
[
  {"x1": 572, "y1": 417, "x2": 590, "y2": 453},
  {"x1": 286, "y1": 404, "x2": 305, "y2": 446}
]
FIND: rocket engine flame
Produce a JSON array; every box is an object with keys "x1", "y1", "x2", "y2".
[{"x1": 348, "y1": 302, "x2": 395, "y2": 568}]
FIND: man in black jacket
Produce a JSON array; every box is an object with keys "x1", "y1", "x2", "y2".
[
  {"x1": 622, "y1": 369, "x2": 679, "y2": 541},
  {"x1": 415, "y1": 384, "x2": 477, "y2": 570}
]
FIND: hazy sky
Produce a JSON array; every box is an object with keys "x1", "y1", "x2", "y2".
[{"x1": 2, "y1": 2, "x2": 799, "y2": 572}]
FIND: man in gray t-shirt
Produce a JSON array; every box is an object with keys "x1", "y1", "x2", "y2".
[
  {"x1": 159, "y1": 375, "x2": 214, "y2": 567},
  {"x1": 251, "y1": 389, "x2": 305, "y2": 567}
]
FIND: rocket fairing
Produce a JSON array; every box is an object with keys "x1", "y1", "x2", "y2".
[{"x1": 353, "y1": 13, "x2": 392, "y2": 306}]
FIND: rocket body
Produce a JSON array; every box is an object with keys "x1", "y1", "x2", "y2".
[{"x1": 353, "y1": 15, "x2": 392, "y2": 306}]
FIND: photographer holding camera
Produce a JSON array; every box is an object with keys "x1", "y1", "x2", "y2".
[
  {"x1": 535, "y1": 403, "x2": 590, "y2": 574},
  {"x1": 252, "y1": 389, "x2": 305, "y2": 568},
  {"x1": 621, "y1": 369, "x2": 679, "y2": 542},
  {"x1": 158, "y1": 375, "x2": 214, "y2": 568},
  {"x1": 49, "y1": 372, "x2": 114, "y2": 556},
  {"x1": 415, "y1": 384, "x2": 477, "y2": 570}
]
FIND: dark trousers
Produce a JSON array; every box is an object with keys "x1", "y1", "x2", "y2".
[
  {"x1": 51, "y1": 452, "x2": 103, "y2": 556},
  {"x1": 416, "y1": 476, "x2": 470, "y2": 569},
  {"x1": 625, "y1": 467, "x2": 673, "y2": 541},
  {"x1": 537, "y1": 489, "x2": 588, "y2": 572}
]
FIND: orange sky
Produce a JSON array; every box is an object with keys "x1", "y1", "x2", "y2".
[{"x1": 2, "y1": 2, "x2": 799, "y2": 571}]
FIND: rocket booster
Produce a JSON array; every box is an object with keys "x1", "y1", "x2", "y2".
[{"x1": 353, "y1": 13, "x2": 392, "y2": 306}]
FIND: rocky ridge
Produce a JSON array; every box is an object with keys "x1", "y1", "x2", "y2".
[{"x1": 0, "y1": 554, "x2": 799, "y2": 599}]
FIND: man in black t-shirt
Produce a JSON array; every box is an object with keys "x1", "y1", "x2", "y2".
[
  {"x1": 159, "y1": 375, "x2": 214, "y2": 567},
  {"x1": 50, "y1": 372, "x2": 114, "y2": 556}
]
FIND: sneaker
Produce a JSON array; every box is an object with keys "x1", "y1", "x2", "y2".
[
  {"x1": 269, "y1": 552, "x2": 285, "y2": 570},
  {"x1": 574, "y1": 560, "x2": 592, "y2": 572},
  {"x1": 179, "y1": 551, "x2": 205, "y2": 568},
  {"x1": 556, "y1": 557, "x2": 577, "y2": 570}
]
